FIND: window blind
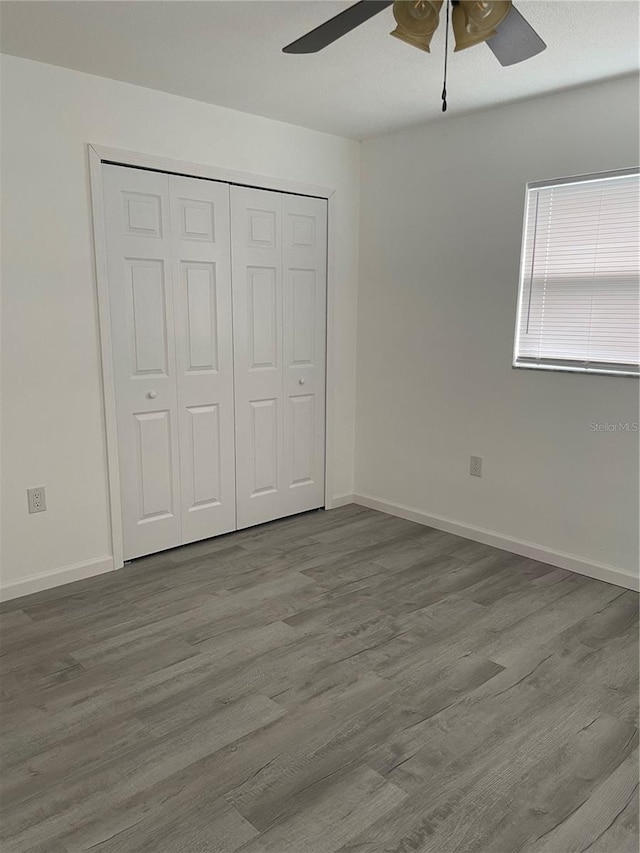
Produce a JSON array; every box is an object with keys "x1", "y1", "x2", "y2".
[{"x1": 514, "y1": 169, "x2": 640, "y2": 376}]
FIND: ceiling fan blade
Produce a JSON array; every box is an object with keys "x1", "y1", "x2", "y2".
[
  {"x1": 486, "y1": 4, "x2": 546, "y2": 66},
  {"x1": 283, "y1": 0, "x2": 393, "y2": 54}
]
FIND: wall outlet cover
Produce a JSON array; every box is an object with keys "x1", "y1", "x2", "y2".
[
  {"x1": 470, "y1": 456, "x2": 482, "y2": 477},
  {"x1": 27, "y1": 486, "x2": 47, "y2": 513}
]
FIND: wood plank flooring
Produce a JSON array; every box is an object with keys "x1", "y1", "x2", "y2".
[{"x1": 0, "y1": 505, "x2": 638, "y2": 853}]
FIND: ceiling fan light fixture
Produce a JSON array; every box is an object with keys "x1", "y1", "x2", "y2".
[
  {"x1": 452, "y1": 0, "x2": 511, "y2": 51},
  {"x1": 390, "y1": 26, "x2": 436, "y2": 52},
  {"x1": 391, "y1": 0, "x2": 443, "y2": 53}
]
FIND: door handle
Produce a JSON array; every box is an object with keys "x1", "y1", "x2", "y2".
[
  {"x1": 299, "y1": 378, "x2": 305, "y2": 385},
  {"x1": 147, "y1": 391, "x2": 157, "y2": 399}
]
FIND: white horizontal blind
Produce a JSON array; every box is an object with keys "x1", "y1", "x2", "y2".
[{"x1": 514, "y1": 169, "x2": 640, "y2": 376}]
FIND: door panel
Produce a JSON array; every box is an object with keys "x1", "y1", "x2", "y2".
[
  {"x1": 103, "y1": 166, "x2": 181, "y2": 559},
  {"x1": 183, "y1": 262, "x2": 218, "y2": 372},
  {"x1": 290, "y1": 269, "x2": 316, "y2": 366},
  {"x1": 122, "y1": 191, "x2": 163, "y2": 238},
  {"x1": 231, "y1": 186, "x2": 326, "y2": 529},
  {"x1": 128, "y1": 259, "x2": 169, "y2": 374},
  {"x1": 232, "y1": 188, "x2": 284, "y2": 528},
  {"x1": 169, "y1": 175, "x2": 236, "y2": 544},
  {"x1": 250, "y1": 398, "x2": 279, "y2": 496},
  {"x1": 134, "y1": 410, "x2": 174, "y2": 519},
  {"x1": 248, "y1": 266, "x2": 278, "y2": 369},
  {"x1": 283, "y1": 194, "x2": 327, "y2": 515},
  {"x1": 186, "y1": 404, "x2": 222, "y2": 508},
  {"x1": 289, "y1": 394, "x2": 315, "y2": 486}
]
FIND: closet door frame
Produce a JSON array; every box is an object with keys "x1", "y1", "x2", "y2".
[{"x1": 89, "y1": 144, "x2": 337, "y2": 570}]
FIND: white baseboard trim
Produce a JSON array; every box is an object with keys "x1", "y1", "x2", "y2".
[
  {"x1": 353, "y1": 493, "x2": 639, "y2": 592},
  {"x1": 2, "y1": 497, "x2": 635, "y2": 600},
  {"x1": 0, "y1": 556, "x2": 115, "y2": 603},
  {"x1": 325, "y1": 494, "x2": 355, "y2": 509}
]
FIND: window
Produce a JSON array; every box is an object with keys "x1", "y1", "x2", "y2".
[{"x1": 513, "y1": 168, "x2": 639, "y2": 376}]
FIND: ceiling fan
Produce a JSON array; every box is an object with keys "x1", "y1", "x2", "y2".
[{"x1": 283, "y1": 1, "x2": 546, "y2": 70}]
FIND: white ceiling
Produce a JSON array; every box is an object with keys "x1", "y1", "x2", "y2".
[{"x1": 1, "y1": 1, "x2": 638, "y2": 139}]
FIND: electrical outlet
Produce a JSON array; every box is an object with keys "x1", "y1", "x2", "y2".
[
  {"x1": 469, "y1": 456, "x2": 482, "y2": 478},
  {"x1": 27, "y1": 486, "x2": 47, "y2": 514}
]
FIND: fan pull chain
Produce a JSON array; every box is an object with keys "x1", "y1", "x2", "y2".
[{"x1": 442, "y1": 0, "x2": 450, "y2": 112}]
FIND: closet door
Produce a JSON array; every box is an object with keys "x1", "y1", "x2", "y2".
[
  {"x1": 169, "y1": 175, "x2": 236, "y2": 543},
  {"x1": 231, "y1": 186, "x2": 327, "y2": 529},
  {"x1": 103, "y1": 165, "x2": 181, "y2": 559},
  {"x1": 103, "y1": 165, "x2": 236, "y2": 560},
  {"x1": 231, "y1": 187, "x2": 284, "y2": 528},
  {"x1": 282, "y1": 193, "x2": 327, "y2": 516}
]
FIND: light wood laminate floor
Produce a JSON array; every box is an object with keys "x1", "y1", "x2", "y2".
[{"x1": 0, "y1": 505, "x2": 638, "y2": 853}]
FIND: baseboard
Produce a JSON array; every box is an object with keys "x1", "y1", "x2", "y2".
[
  {"x1": 353, "y1": 493, "x2": 639, "y2": 592},
  {"x1": 2, "y1": 498, "x2": 635, "y2": 600},
  {"x1": 325, "y1": 493, "x2": 355, "y2": 509},
  {"x1": 0, "y1": 555, "x2": 115, "y2": 603}
]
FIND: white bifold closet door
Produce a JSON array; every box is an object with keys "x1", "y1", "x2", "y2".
[
  {"x1": 103, "y1": 165, "x2": 236, "y2": 560},
  {"x1": 231, "y1": 187, "x2": 327, "y2": 529}
]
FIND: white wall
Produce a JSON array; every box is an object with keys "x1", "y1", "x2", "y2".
[
  {"x1": 356, "y1": 75, "x2": 639, "y2": 584},
  {"x1": 0, "y1": 55, "x2": 360, "y2": 596}
]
